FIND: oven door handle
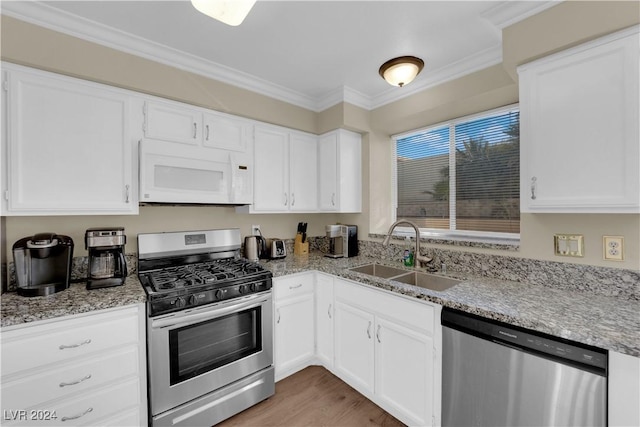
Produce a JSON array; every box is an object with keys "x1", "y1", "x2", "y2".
[{"x1": 152, "y1": 295, "x2": 270, "y2": 329}]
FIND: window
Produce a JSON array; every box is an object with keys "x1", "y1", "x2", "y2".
[{"x1": 393, "y1": 105, "x2": 519, "y2": 241}]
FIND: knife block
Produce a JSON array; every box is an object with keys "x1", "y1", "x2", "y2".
[{"x1": 294, "y1": 234, "x2": 309, "y2": 255}]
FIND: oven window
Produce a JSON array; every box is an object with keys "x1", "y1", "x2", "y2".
[{"x1": 169, "y1": 306, "x2": 262, "y2": 385}]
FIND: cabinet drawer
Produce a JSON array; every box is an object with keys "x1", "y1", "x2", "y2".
[
  {"x1": 1, "y1": 307, "x2": 140, "y2": 376},
  {"x1": 2, "y1": 378, "x2": 140, "y2": 427},
  {"x1": 274, "y1": 274, "x2": 314, "y2": 301},
  {"x1": 2, "y1": 347, "x2": 139, "y2": 411},
  {"x1": 335, "y1": 280, "x2": 435, "y2": 334}
]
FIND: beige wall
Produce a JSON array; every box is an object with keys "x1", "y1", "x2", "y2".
[{"x1": 1, "y1": 2, "x2": 639, "y2": 270}]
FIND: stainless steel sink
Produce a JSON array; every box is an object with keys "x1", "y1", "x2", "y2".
[
  {"x1": 349, "y1": 263, "x2": 409, "y2": 279},
  {"x1": 392, "y1": 272, "x2": 461, "y2": 292}
]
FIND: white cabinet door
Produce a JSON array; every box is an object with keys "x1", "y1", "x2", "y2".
[
  {"x1": 274, "y1": 293, "x2": 315, "y2": 381},
  {"x1": 253, "y1": 125, "x2": 289, "y2": 211},
  {"x1": 609, "y1": 351, "x2": 640, "y2": 427},
  {"x1": 334, "y1": 301, "x2": 375, "y2": 394},
  {"x1": 315, "y1": 273, "x2": 334, "y2": 369},
  {"x1": 289, "y1": 132, "x2": 318, "y2": 211},
  {"x1": 203, "y1": 111, "x2": 250, "y2": 152},
  {"x1": 318, "y1": 129, "x2": 362, "y2": 213},
  {"x1": 318, "y1": 132, "x2": 338, "y2": 211},
  {"x1": 375, "y1": 316, "x2": 434, "y2": 426},
  {"x1": 4, "y1": 65, "x2": 136, "y2": 215},
  {"x1": 519, "y1": 27, "x2": 639, "y2": 213},
  {"x1": 144, "y1": 100, "x2": 201, "y2": 144}
]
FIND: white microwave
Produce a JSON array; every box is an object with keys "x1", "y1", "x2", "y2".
[{"x1": 139, "y1": 139, "x2": 252, "y2": 205}]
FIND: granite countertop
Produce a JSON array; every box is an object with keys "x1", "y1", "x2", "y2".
[
  {"x1": 0, "y1": 275, "x2": 146, "y2": 328},
  {"x1": 2, "y1": 252, "x2": 638, "y2": 359},
  {"x1": 261, "y1": 252, "x2": 640, "y2": 358}
]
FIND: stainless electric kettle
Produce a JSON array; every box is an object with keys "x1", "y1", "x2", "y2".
[{"x1": 244, "y1": 235, "x2": 266, "y2": 261}]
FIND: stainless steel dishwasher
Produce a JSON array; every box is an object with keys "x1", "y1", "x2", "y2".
[{"x1": 441, "y1": 307, "x2": 607, "y2": 427}]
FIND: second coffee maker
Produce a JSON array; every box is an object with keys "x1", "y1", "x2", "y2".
[
  {"x1": 325, "y1": 224, "x2": 358, "y2": 258},
  {"x1": 85, "y1": 227, "x2": 128, "y2": 289}
]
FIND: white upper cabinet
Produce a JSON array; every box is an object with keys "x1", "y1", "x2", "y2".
[
  {"x1": 144, "y1": 100, "x2": 251, "y2": 153},
  {"x1": 250, "y1": 124, "x2": 317, "y2": 212},
  {"x1": 318, "y1": 129, "x2": 362, "y2": 213},
  {"x1": 518, "y1": 26, "x2": 639, "y2": 213},
  {"x1": 2, "y1": 64, "x2": 137, "y2": 216}
]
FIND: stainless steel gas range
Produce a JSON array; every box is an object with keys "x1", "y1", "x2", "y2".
[{"x1": 138, "y1": 229, "x2": 274, "y2": 427}]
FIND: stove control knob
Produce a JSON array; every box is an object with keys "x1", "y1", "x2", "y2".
[
  {"x1": 174, "y1": 297, "x2": 186, "y2": 308},
  {"x1": 188, "y1": 295, "x2": 198, "y2": 306},
  {"x1": 238, "y1": 285, "x2": 247, "y2": 294},
  {"x1": 215, "y1": 290, "x2": 224, "y2": 300},
  {"x1": 249, "y1": 283, "x2": 257, "y2": 292}
]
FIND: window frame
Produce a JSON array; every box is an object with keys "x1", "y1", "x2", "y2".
[{"x1": 391, "y1": 104, "x2": 520, "y2": 247}]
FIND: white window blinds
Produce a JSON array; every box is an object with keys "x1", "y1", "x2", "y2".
[{"x1": 395, "y1": 106, "x2": 520, "y2": 236}]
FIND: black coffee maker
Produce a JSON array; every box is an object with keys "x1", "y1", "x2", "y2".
[
  {"x1": 12, "y1": 233, "x2": 74, "y2": 297},
  {"x1": 85, "y1": 227, "x2": 127, "y2": 289}
]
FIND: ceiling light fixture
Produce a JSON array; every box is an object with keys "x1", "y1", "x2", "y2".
[
  {"x1": 379, "y1": 56, "x2": 425, "y2": 87},
  {"x1": 191, "y1": 0, "x2": 256, "y2": 26}
]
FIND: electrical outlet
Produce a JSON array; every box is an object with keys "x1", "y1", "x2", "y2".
[
  {"x1": 251, "y1": 225, "x2": 261, "y2": 236},
  {"x1": 603, "y1": 236, "x2": 624, "y2": 261},
  {"x1": 554, "y1": 234, "x2": 584, "y2": 257}
]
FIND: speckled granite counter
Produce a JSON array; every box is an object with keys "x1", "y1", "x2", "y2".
[
  {"x1": 260, "y1": 252, "x2": 640, "y2": 358},
  {"x1": 0, "y1": 276, "x2": 146, "y2": 328}
]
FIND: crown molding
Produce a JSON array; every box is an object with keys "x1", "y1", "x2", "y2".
[
  {"x1": 1, "y1": 1, "x2": 319, "y2": 110},
  {"x1": 2, "y1": 1, "x2": 553, "y2": 113},
  {"x1": 481, "y1": 0, "x2": 561, "y2": 30}
]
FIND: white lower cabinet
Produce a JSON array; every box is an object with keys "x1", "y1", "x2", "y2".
[
  {"x1": 0, "y1": 305, "x2": 147, "y2": 426},
  {"x1": 315, "y1": 273, "x2": 335, "y2": 369},
  {"x1": 609, "y1": 351, "x2": 640, "y2": 427},
  {"x1": 275, "y1": 272, "x2": 441, "y2": 426},
  {"x1": 273, "y1": 273, "x2": 316, "y2": 381},
  {"x1": 334, "y1": 278, "x2": 440, "y2": 426}
]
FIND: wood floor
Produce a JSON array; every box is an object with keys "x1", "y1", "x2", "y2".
[{"x1": 216, "y1": 366, "x2": 406, "y2": 427}]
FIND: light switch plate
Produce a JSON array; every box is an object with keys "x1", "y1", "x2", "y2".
[
  {"x1": 603, "y1": 236, "x2": 624, "y2": 261},
  {"x1": 554, "y1": 234, "x2": 584, "y2": 257}
]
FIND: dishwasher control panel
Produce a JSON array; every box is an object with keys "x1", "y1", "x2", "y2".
[{"x1": 442, "y1": 308, "x2": 607, "y2": 373}]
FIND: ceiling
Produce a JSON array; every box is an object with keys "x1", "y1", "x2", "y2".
[{"x1": 1, "y1": 1, "x2": 558, "y2": 111}]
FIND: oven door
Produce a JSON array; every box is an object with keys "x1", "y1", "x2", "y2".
[{"x1": 148, "y1": 292, "x2": 273, "y2": 416}]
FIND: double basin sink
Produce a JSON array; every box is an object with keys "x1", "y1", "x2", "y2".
[{"x1": 348, "y1": 263, "x2": 461, "y2": 292}]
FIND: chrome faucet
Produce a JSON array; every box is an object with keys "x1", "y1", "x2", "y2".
[{"x1": 382, "y1": 220, "x2": 432, "y2": 268}]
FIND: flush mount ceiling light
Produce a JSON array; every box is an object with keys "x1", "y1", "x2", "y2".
[
  {"x1": 379, "y1": 56, "x2": 425, "y2": 87},
  {"x1": 191, "y1": 0, "x2": 256, "y2": 26}
]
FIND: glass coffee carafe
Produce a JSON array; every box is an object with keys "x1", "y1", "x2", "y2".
[{"x1": 85, "y1": 227, "x2": 127, "y2": 289}]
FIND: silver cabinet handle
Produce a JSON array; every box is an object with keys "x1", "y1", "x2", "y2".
[
  {"x1": 328, "y1": 304, "x2": 332, "y2": 319},
  {"x1": 61, "y1": 407, "x2": 93, "y2": 422},
  {"x1": 367, "y1": 321, "x2": 372, "y2": 339},
  {"x1": 125, "y1": 184, "x2": 130, "y2": 203},
  {"x1": 291, "y1": 193, "x2": 295, "y2": 206},
  {"x1": 331, "y1": 193, "x2": 336, "y2": 206},
  {"x1": 276, "y1": 308, "x2": 281, "y2": 324},
  {"x1": 376, "y1": 325, "x2": 381, "y2": 343},
  {"x1": 205, "y1": 124, "x2": 210, "y2": 141},
  {"x1": 289, "y1": 284, "x2": 302, "y2": 289},
  {"x1": 59, "y1": 339, "x2": 91, "y2": 350},
  {"x1": 283, "y1": 193, "x2": 288, "y2": 206},
  {"x1": 59, "y1": 374, "x2": 92, "y2": 388},
  {"x1": 531, "y1": 176, "x2": 537, "y2": 200},
  {"x1": 193, "y1": 122, "x2": 197, "y2": 139}
]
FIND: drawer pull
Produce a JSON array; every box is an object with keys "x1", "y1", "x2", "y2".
[
  {"x1": 59, "y1": 339, "x2": 91, "y2": 350},
  {"x1": 276, "y1": 308, "x2": 281, "y2": 324},
  {"x1": 59, "y1": 374, "x2": 92, "y2": 388},
  {"x1": 61, "y1": 407, "x2": 93, "y2": 422},
  {"x1": 289, "y1": 284, "x2": 302, "y2": 290}
]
